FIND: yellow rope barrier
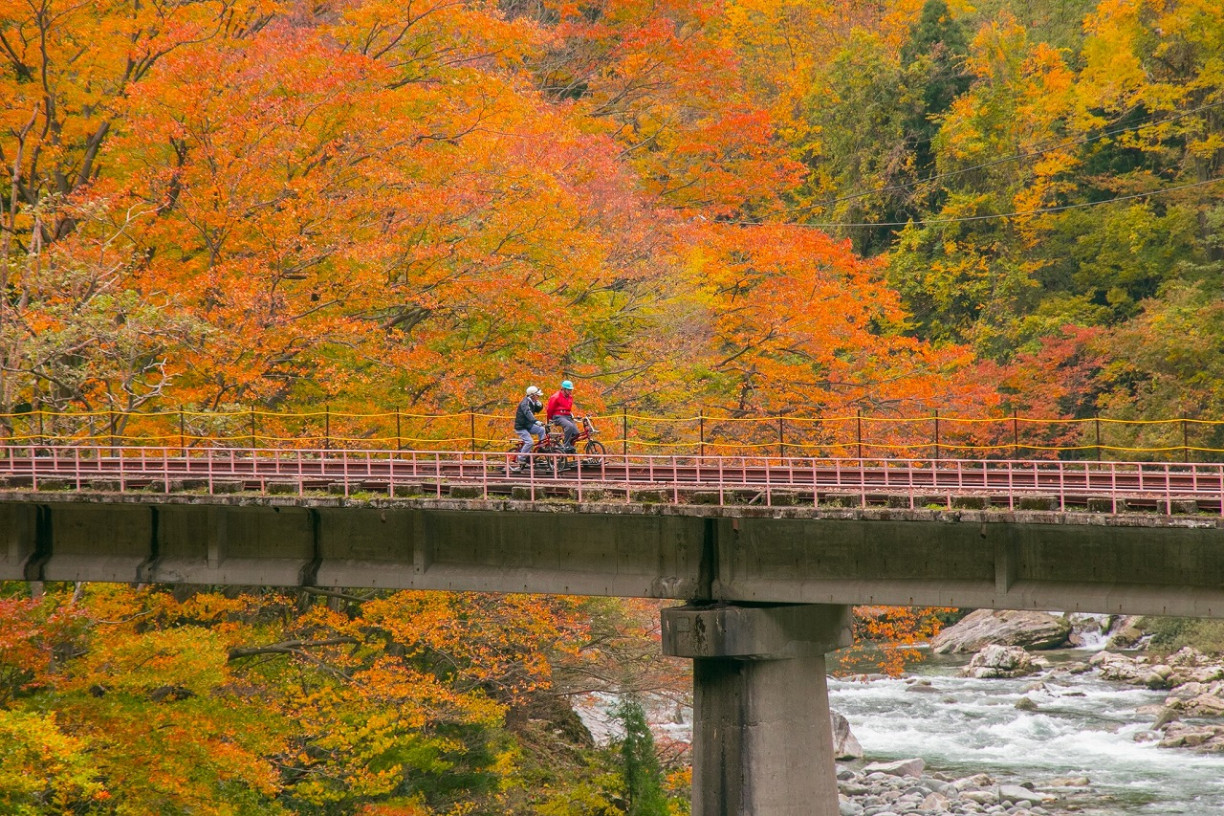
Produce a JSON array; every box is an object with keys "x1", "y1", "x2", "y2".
[
  {"x1": 6, "y1": 409, "x2": 1224, "y2": 424},
  {"x1": 4, "y1": 409, "x2": 1224, "y2": 456}
]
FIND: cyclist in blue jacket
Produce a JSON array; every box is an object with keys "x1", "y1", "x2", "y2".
[{"x1": 511, "y1": 386, "x2": 546, "y2": 472}]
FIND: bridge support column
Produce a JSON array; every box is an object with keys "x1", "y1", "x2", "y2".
[{"x1": 661, "y1": 603, "x2": 852, "y2": 816}]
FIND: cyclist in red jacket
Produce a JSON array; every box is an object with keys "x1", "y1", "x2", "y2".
[{"x1": 546, "y1": 379, "x2": 578, "y2": 452}]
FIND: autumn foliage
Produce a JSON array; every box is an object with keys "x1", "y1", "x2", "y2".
[
  {"x1": 0, "y1": 584, "x2": 679, "y2": 815},
  {"x1": 0, "y1": 0, "x2": 1002, "y2": 427},
  {"x1": 2, "y1": 0, "x2": 1222, "y2": 809}
]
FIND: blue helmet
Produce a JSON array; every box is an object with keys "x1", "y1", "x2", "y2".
[{"x1": 561, "y1": 380, "x2": 573, "y2": 390}]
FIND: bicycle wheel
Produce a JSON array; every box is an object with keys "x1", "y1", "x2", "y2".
[{"x1": 584, "y1": 441, "x2": 606, "y2": 456}]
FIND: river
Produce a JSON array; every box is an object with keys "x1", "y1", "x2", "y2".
[{"x1": 829, "y1": 650, "x2": 1224, "y2": 815}]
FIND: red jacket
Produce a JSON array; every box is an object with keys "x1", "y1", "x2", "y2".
[{"x1": 546, "y1": 390, "x2": 574, "y2": 420}]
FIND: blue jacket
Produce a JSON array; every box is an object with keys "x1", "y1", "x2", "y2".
[{"x1": 515, "y1": 396, "x2": 543, "y2": 431}]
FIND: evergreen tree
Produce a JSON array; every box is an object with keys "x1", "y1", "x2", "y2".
[
  {"x1": 899, "y1": 0, "x2": 971, "y2": 188},
  {"x1": 614, "y1": 697, "x2": 669, "y2": 816}
]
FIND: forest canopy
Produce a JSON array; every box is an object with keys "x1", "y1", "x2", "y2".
[{"x1": 2, "y1": 0, "x2": 1216, "y2": 427}]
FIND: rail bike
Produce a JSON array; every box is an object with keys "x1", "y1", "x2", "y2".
[{"x1": 504, "y1": 416, "x2": 606, "y2": 476}]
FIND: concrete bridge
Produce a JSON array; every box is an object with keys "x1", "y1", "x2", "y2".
[{"x1": 3, "y1": 448, "x2": 1224, "y2": 816}]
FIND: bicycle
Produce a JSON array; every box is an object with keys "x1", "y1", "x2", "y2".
[
  {"x1": 504, "y1": 425, "x2": 567, "y2": 476},
  {"x1": 551, "y1": 415, "x2": 607, "y2": 471},
  {"x1": 503, "y1": 416, "x2": 606, "y2": 476}
]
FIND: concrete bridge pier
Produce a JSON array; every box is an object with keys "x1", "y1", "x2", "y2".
[{"x1": 661, "y1": 603, "x2": 852, "y2": 816}]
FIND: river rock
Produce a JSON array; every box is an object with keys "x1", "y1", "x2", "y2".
[
  {"x1": 1000, "y1": 783, "x2": 1054, "y2": 804},
  {"x1": 1104, "y1": 614, "x2": 1146, "y2": 649},
  {"x1": 920, "y1": 791, "x2": 951, "y2": 811},
  {"x1": 1092, "y1": 648, "x2": 1224, "y2": 691},
  {"x1": 863, "y1": 757, "x2": 925, "y2": 777},
  {"x1": 1165, "y1": 646, "x2": 1224, "y2": 685},
  {"x1": 961, "y1": 644, "x2": 1039, "y2": 678},
  {"x1": 952, "y1": 773, "x2": 994, "y2": 790},
  {"x1": 834, "y1": 765, "x2": 1091, "y2": 816},
  {"x1": 932, "y1": 609, "x2": 1072, "y2": 653},
  {"x1": 1089, "y1": 651, "x2": 1160, "y2": 685},
  {"x1": 837, "y1": 796, "x2": 863, "y2": 816},
  {"x1": 1165, "y1": 681, "x2": 1224, "y2": 716},
  {"x1": 1158, "y1": 722, "x2": 1224, "y2": 751},
  {"x1": 1152, "y1": 706, "x2": 1181, "y2": 728},
  {"x1": 831, "y1": 710, "x2": 863, "y2": 760}
]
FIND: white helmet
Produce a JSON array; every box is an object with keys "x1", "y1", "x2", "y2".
[{"x1": 525, "y1": 385, "x2": 541, "y2": 397}]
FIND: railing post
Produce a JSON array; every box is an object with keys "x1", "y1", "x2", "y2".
[
  {"x1": 778, "y1": 415, "x2": 785, "y2": 459},
  {"x1": 1012, "y1": 409, "x2": 1019, "y2": 458},
  {"x1": 324, "y1": 404, "x2": 331, "y2": 450},
  {"x1": 856, "y1": 409, "x2": 863, "y2": 462},
  {"x1": 1095, "y1": 413, "x2": 1102, "y2": 462},
  {"x1": 470, "y1": 407, "x2": 476, "y2": 453},
  {"x1": 1183, "y1": 418, "x2": 1190, "y2": 464},
  {"x1": 109, "y1": 408, "x2": 117, "y2": 455},
  {"x1": 699, "y1": 409, "x2": 705, "y2": 459},
  {"x1": 933, "y1": 408, "x2": 940, "y2": 462},
  {"x1": 250, "y1": 408, "x2": 256, "y2": 450},
  {"x1": 179, "y1": 409, "x2": 186, "y2": 457},
  {"x1": 396, "y1": 409, "x2": 403, "y2": 451},
  {"x1": 622, "y1": 408, "x2": 628, "y2": 457}
]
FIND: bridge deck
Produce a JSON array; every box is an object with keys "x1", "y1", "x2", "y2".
[{"x1": 2, "y1": 484, "x2": 1222, "y2": 618}]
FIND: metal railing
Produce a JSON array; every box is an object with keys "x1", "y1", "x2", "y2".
[
  {"x1": 2, "y1": 445, "x2": 1221, "y2": 516},
  {"x1": 2, "y1": 408, "x2": 1223, "y2": 462}
]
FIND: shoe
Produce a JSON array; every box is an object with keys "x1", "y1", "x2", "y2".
[
  {"x1": 564, "y1": 444, "x2": 576, "y2": 453},
  {"x1": 508, "y1": 464, "x2": 523, "y2": 473}
]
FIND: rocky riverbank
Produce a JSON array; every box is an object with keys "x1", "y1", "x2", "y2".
[
  {"x1": 933, "y1": 608, "x2": 1224, "y2": 753},
  {"x1": 836, "y1": 758, "x2": 1098, "y2": 816},
  {"x1": 1084, "y1": 647, "x2": 1224, "y2": 751},
  {"x1": 835, "y1": 703, "x2": 1099, "y2": 814},
  {"x1": 830, "y1": 610, "x2": 1224, "y2": 814}
]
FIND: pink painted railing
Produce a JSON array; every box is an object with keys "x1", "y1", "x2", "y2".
[{"x1": 2, "y1": 445, "x2": 1223, "y2": 516}]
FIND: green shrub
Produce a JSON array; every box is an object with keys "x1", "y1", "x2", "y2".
[{"x1": 1140, "y1": 617, "x2": 1224, "y2": 655}]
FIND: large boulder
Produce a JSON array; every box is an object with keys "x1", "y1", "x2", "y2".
[
  {"x1": 1158, "y1": 722, "x2": 1224, "y2": 751},
  {"x1": 961, "y1": 644, "x2": 1039, "y2": 678},
  {"x1": 1165, "y1": 682, "x2": 1224, "y2": 717},
  {"x1": 1089, "y1": 650, "x2": 1172, "y2": 687},
  {"x1": 999, "y1": 784, "x2": 1054, "y2": 805},
  {"x1": 1105, "y1": 615, "x2": 1146, "y2": 649},
  {"x1": 1165, "y1": 647, "x2": 1224, "y2": 685},
  {"x1": 830, "y1": 710, "x2": 863, "y2": 760},
  {"x1": 863, "y1": 757, "x2": 925, "y2": 777},
  {"x1": 932, "y1": 609, "x2": 1072, "y2": 654}
]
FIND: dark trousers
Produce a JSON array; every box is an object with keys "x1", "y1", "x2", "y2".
[{"x1": 552, "y1": 415, "x2": 578, "y2": 448}]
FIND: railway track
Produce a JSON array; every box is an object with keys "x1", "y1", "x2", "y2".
[{"x1": 1, "y1": 446, "x2": 1222, "y2": 515}]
